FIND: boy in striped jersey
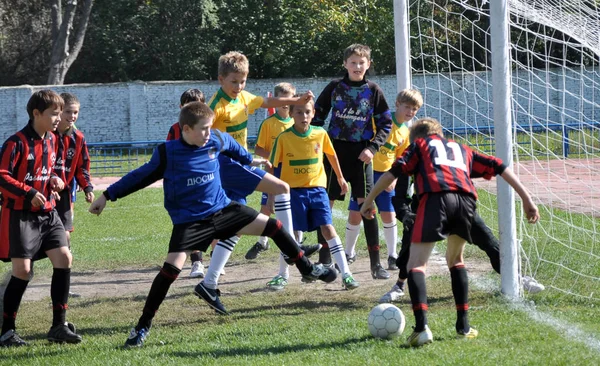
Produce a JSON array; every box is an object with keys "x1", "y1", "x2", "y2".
[
  {"x1": 345, "y1": 89, "x2": 421, "y2": 270},
  {"x1": 0, "y1": 90, "x2": 82, "y2": 347},
  {"x1": 268, "y1": 98, "x2": 359, "y2": 290},
  {"x1": 361, "y1": 117, "x2": 539, "y2": 347}
]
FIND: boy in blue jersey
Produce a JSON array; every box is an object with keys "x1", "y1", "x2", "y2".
[
  {"x1": 88, "y1": 102, "x2": 337, "y2": 348},
  {"x1": 312, "y1": 44, "x2": 393, "y2": 280}
]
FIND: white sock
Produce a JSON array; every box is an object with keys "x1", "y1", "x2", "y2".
[
  {"x1": 295, "y1": 230, "x2": 303, "y2": 244},
  {"x1": 344, "y1": 222, "x2": 361, "y2": 257},
  {"x1": 275, "y1": 193, "x2": 294, "y2": 238},
  {"x1": 203, "y1": 236, "x2": 240, "y2": 289},
  {"x1": 277, "y1": 253, "x2": 290, "y2": 279},
  {"x1": 258, "y1": 236, "x2": 268, "y2": 246},
  {"x1": 383, "y1": 221, "x2": 398, "y2": 258},
  {"x1": 328, "y1": 236, "x2": 351, "y2": 276}
]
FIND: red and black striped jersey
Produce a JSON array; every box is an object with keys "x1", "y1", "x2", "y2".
[
  {"x1": 166, "y1": 122, "x2": 181, "y2": 141},
  {"x1": 390, "y1": 135, "x2": 506, "y2": 200},
  {"x1": 0, "y1": 123, "x2": 59, "y2": 212},
  {"x1": 53, "y1": 128, "x2": 93, "y2": 193}
]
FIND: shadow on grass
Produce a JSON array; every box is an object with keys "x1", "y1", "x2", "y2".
[{"x1": 168, "y1": 335, "x2": 373, "y2": 359}]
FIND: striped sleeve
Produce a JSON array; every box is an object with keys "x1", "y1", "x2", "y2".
[{"x1": 0, "y1": 137, "x2": 33, "y2": 200}]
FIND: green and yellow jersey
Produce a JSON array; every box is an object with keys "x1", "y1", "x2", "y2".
[
  {"x1": 255, "y1": 113, "x2": 293, "y2": 153},
  {"x1": 208, "y1": 88, "x2": 264, "y2": 149},
  {"x1": 372, "y1": 112, "x2": 410, "y2": 172},
  {"x1": 270, "y1": 125, "x2": 335, "y2": 188}
]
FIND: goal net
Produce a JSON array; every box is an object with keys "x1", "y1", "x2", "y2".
[{"x1": 409, "y1": 0, "x2": 600, "y2": 300}]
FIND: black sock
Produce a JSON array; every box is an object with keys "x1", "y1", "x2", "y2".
[
  {"x1": 51, "y1": 268, "x2": 71, "y2": 327},
  {"x1": 190, "y1": 252, "x2": 203, "y2": 263},
  {"x1": 2, "y1": 276, "x2": 29, "y2": 334},
  {"x1": 262, "y1": 218, "x2": 312, "y2": 275},
  {"x1": 316, "y1": 227, "x2": 331, "y2": 264},
  {"x1": 136, "y1": 262, "x2": 180, "y2": 331},
  {"x1": 407, "y1": 269, "x2": 428, "y2": 332},
  {"x1": 363, "y1": 216, "x2": 381, "y2": 267},
  {"x1": 450, "y1": 265, "x2": 470, "y2": 333}
]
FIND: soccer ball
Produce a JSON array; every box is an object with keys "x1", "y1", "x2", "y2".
[{"x1": 367, "y1": 303, "x2": 405, "y2": 339}]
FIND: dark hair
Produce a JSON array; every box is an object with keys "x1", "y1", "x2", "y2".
[
  {"x1": 180, "y1": 88, "x2": 205, "y2": 106},
  {"x1": 27, "y1": 90, "x2": 64, "y2": 120},
  {"x1": 179, "y1": 102, "x2": 215, "y2": 129},
  {"x1": 60, "y1": 92, "x2": 80, "y2": 105}
]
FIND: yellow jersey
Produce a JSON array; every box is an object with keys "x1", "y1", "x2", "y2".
[
  {"x1": 270, "y1": 125, "x2": 335, "y2": 188},
  {"x1": 372, "y1": 112, "x2": 410, "y2": 172},
  {"x1": 208, "y1": 88, "x2": 264, "y2": 149},
  {"x1": 255, "y1": 113, "x2": 293, "y2": 153}
]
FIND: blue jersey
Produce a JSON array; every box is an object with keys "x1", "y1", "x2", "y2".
[{"x1": 105, "y1": 130, "x2": 253, "y2": 224}]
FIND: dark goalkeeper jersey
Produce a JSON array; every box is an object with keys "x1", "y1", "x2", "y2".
[
  {"x1": 105, "y1": 129, "x2": 253, "y2": 224},
  {"x1": 389, "y1": 134, "x2": 506, "y2": 200}
]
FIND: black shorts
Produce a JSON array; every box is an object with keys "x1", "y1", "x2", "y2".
[
  {"x1": 55, "y1": 189, "x2": 74, "y2": 231},
  {"x1": 168, "y1": 202, "x2": 260, "y2": 253},
  {"x1": 411, "y1": 192, "x2": 476, "y2": 244},
  {"x1": 0, "y1": 208, "x2": 68, "y2": 261},
  {"x1": 324, "y1": 140, "x2": 374, "y2": 201}
]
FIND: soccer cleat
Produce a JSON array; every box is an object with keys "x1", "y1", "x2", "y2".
[
  {"x1": 194, "y1": 281, "x2": 228, "y2": 315},
  {"x1": 387, "y1": 256, "x2": 398, "y2": 270},
  {"x1": 124, "y1": 327, "x2": 149, "y2": 348},
  {"x1": 378, "y1": 283, "x2": 405, "y2": 303},
  {"x1": 189, "y1": 261, "x2": 205, "y2": 278},
  {"x1": 342, "y1": 274, "x2": 360, "y2": 290},
  {"x1": 457, "y1": 327, "x2": 478, "y2": 339},
  {"x1": 300, "y1": 244, "x2": 322, "y2": 258},
  {"x1": 521, "y1": 276, "x2": 545, "y2": 294},
  {"x1": 346, "y1": 253, "x2": 357, "y2": 265},
  {"x1": 371, "y1": 263, "x2": 391, "y2": 279},
  {"x1": 406, "y1": 325, "x2": 433, "y2": 347},
  {"x1": 0, "y1": 330, "x2": 28, "y2": 347},
  {"x1": 266, "y1": 275, "x2": 288, "y2": 291},
  {"x1": 301, "y1": 263, "x2": 338, "y2": 284},
  {"x1": 47, "y1": 323, "x2": 82, "y2": 344},
  {"x1": 245, "y1": 241, "x2": 269, "y2": 260}
]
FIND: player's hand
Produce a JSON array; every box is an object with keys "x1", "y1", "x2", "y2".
[
  {"x1": 51, "y1": 191, "x2": 60, "y2": 201},
  {"x1": 30, "y1": 192, "x2": 46, "y2": 207},
  {"x1": 523, "y1": 199, "x2": 540, "y2": 224},
  {"x1": 89, "y1": 195, "x2": 107, "y2": 216},
  {"x1": 338, "y1": 177, "x2": 348, "y2": 195},
  {"x1": 85, "y1": 191, "x2": 95, "y2": 203},
  {"x1": 400, "y1": 211, "x2": 417, "y2": 230},
  {"x1": 50, "y1": 177, "x2": 64, "y2": 192},
  {"x1": 358, "y1": 148, "x2": 374, "y2": 164},
  {"x1": 299, "y1": 90, "x2": 314, "y2": 104},
  {"x1": 359, "y1": 200, "x2": 376, "y2": 219}
]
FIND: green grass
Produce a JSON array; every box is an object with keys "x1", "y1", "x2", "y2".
[{"x1": 1, "y1": 189, "x2": 599, "y2": 365}]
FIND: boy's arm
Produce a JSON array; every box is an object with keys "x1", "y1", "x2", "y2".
[
  {"x1": 89, "y1": 143, "x2": 166, "y2": 215},
  {"x1": 499, "y1": 168, "x2": 540, "y2": 223},
  {"x1": 325, "y1": 152, "x2": 348, "y2": 196},
  {"x1": 312, "y1": 81, "x2": 337, "y2": 126},
  {"x1": 254, "y1": 146, "x2": 270, "y2": 159},
  {"x1": 74, "y1": 135, "x2": 93, "y2": 194},
  {"x1": 0, "y1": 139, "x2": 37, "y2": 202},
  {"x1": 261, "y1": 91, "x2": 314, "y2": 109},
  {"x1": 366, "y1": 84, "x2": 393, "y2": 153},
  {"x1": 360, "y1": 172, "x2": 396, "y2": 219},
  {"x1": 254, "y1": 120, "x2": 270, "y2": 159}
]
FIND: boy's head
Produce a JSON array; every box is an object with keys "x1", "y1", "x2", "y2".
[
  {"x1": 274, "y1": 82, "x2": 296, "y2": 116},
  {"x1": 395, "y1": 89, "x2": 423, "y2": 123},
  {"x1": 59, "y1": 92, "x2": 80, "y2": 132},
  {"x1": 343, "y1": 44, "x2": 371, "y2": 82},
  {"x1": 27, "y1": 90, "x2": 64, "y2": 134},
  {"x1": 409, "y1": 117, "x2": 443, "y2": 142},
  {"x1": 180, "y1": 88, "x2": 205, "y2": 107},
  {"x1": 290, "y1": 96, "x2": 315, "y2": 131},
  {"x1": 179, "y1": 102, "x2": 214, "y2": 147},
  {"x1": 218, "y1": 51, "x2": 250, "y2": 99}
]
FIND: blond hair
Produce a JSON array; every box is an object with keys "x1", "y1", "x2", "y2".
[
  {"x1": 343, "y1": 44, "x2": 371, "y2": 62},
  {"x1": 396, "y1": 89, "x2": 423, "y2": 108},
  {"x1": 409, "y1": 117, "x2": 443, "y2": 142},
  {"x1": 218, "y1": 51, "x2": 249, "y2": 77},
  {"x1": 274, "y1": 82, "x2": 296, "y2": 97},
  {"x1": 179, "y1": 102, "x2": 215, "y2": 129}
]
